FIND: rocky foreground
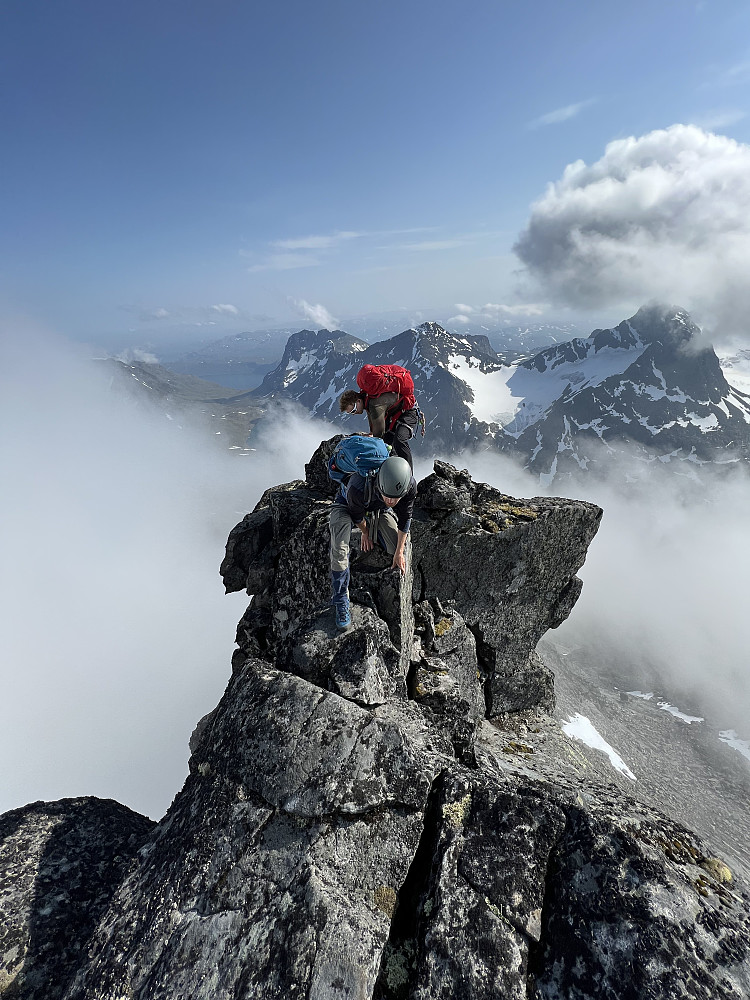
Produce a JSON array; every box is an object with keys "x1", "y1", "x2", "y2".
[{"x1": 2, "y1": 438, "x2": 750, "y2": 999}]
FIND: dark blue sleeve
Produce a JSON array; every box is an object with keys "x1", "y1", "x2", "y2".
[
  {"x1": 395, "y1": 477, "x2": 417, "y2": 533},
  {"x1": 345, "y1": 475, "x2": 366, "y2": 524}
]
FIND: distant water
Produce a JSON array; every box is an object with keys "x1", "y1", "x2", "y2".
[{"x1": 166, "y1": 360, "x2": 278, "y2": 391}]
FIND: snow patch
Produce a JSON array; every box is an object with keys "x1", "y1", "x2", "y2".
[
  {"x1": 657, "y1": 701, "x2": 704, "y2": 724},
  {"x1": 562, "y1": 713, "x2": 636, "y2": 780},
  {"x1": 718, "y1": 730, "x2": 750, "y2": 764}
]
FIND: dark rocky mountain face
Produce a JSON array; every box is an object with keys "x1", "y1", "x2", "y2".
[
  {"x1": 251, "y1": 307, "x2": 750, "y2": 482},
  {"x1": 4, "y1": 439, "x2": 750, "y2": 999},
  {"x1": 252, "y1": 322, "x2": 513, "y2": 453},
  {"x1": 506, "y1": 305, "x2": 750, "y2": 482},
  {"x1": 253, "y1": 327, "x2": 370, "y2": 402}
]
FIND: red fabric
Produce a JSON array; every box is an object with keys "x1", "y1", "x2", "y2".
[{"x1": 356, "y1": 365, "x2": 416, "y2": 411}]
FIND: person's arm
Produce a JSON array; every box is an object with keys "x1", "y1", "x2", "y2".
[
  {"x1": 394, "y1": 478, "x2": 417, "y2": 533},
  {"x1": 392, "y1": 529, "x2": 408, "y2": 573},
  {"x1": 391, "y1": 478, "x2": 417, "y2": 573}
]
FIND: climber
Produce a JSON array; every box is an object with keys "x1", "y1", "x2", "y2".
[
  {"x1": 339, "y1": 364, "x2": 423, "y2": 469},
  {"x1": 329, "y1": 454, "x2": 417, "y2": 630}
]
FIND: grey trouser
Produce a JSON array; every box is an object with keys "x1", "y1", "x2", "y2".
[{"x1": 329, "y1": 503, "x2": 400, "y2": 572}]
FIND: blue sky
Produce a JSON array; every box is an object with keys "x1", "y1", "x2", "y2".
[{"x1": 3, "y1": 0, "x2": 750, "y2": 350}]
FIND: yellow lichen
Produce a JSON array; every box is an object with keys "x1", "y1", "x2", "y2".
[
  {"x1": 700, "y1": 857, "x2": 732, "y2": 884},
  {"x1": 442, "y1": 792, "x2": 472, "y2": 829},
  {"x1": 373, "y1": 885, "x2": 398, "y2": 918},
  {"x1": 496, "y1": 503, "x2": 538, "y2": 520},
  {"x1": 502, "y1": 741, "x2": 534, "y2": 755},
  {"x1": 434, "y1": 617, "x2": 453, "y2": 637}
]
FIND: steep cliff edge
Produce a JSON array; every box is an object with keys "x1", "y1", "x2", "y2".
[{"x1": 2, "y1": 439, "x2": 749, "y2": 1000}]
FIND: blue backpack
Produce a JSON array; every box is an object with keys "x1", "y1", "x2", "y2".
[{"x1": 328, "y1": 435, "x2": 390, "y2": 485}]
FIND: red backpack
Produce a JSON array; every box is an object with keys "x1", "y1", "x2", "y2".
[{"x1": 356, "y1": 364, "x2": 417, "y2": 430}]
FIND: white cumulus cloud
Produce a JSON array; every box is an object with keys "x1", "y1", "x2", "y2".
[
  {"x1": 212, "y1": 303, "x2": 239, "y2": 315},
  {"x1": 295, "y1": 299, "x2": 339, "y2": 330},
  {"x1": 514, "y1": 124, "x2": 750, "y2": 341}
]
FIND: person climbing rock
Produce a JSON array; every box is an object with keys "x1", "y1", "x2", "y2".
[
  {"x1": 339, "y1": 364, "x2": 423, "y2": 469},
  {"x1": 329, "y1": 454, "x2": 416, "y2": 630}
]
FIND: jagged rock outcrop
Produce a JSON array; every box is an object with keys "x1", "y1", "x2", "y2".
[
  {"x1": 3, "y1": 439, "x2": 750, "y2": 1000},
  {"x1": 0, "y1": 798, "x2": 154, "y2": 999}
]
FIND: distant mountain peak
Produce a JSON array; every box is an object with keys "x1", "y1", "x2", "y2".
[{"x1": 627, "y1": 303, "x2": 698, "y2": 348}]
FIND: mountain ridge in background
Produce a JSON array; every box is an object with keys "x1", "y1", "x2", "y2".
[{"x1": 248, "y1": 304, "x2": 750, "y2": 482}]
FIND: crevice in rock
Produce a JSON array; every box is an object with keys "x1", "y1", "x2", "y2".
[
  {"x1": 371, "y1": 773, "x2": 447, "y2": 1000},
  {"x1": 483, "y1": 677, "x2": 494, "y2": 718},
  {"x1": 467, "y1": 622, "x2": 495, "y2": 718},
  {"x1": 405, "y1": 659, "x2": 419, "y2": 701},
  {"x1": 524, "y1": 813, "x2": 569, "y2": 998}
]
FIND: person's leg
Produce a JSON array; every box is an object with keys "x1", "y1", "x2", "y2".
[
  {"x1": 388, "y1": 411, "x2": 418, "y2": 468},
  {"x1": 329, "y1": 506, "x2": 352, "y2": 624}
]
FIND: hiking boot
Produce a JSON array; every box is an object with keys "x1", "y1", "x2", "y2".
[{"x1": 334, "y1": 599, "x2": 352, "y2": 630}]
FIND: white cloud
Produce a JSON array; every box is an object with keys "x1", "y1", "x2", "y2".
[
  {"x1": 271, "y1": 230, "x2": 361, "y2": 250},
  {"x1": 0, "y1": 325, "x2": 338, "y2": 820},
  {"x1": 448, "y1": 302, "x2": 547, "y2": 325},
  {"x1": 528, "y1": 99, "x2": 596, "y2": 129},
  {"x1": 481, "y1": 302, "x2": 546, "y2": 318},
  {"x1": 212, "y1": 303, "x2": 239, "y2": 315},
  {"x1": 115, "y1": 348, "x2": 159, "y2": 364},
  {"x1": 295, "y1": 299, "x2": 339, "y2": 329},
  {"x1": 514, "y1": 124, "x2": 750, "y2": 341}
]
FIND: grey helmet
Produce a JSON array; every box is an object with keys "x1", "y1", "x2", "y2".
[{"x1": 377, "y1": 456, "x2": 411, "y2": 498}]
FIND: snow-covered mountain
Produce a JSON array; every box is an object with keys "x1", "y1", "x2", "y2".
[
  {"x1": 254, "y1": 328, "x2": 368, "y2": 402},
  {"x1": 251, "y1": 306, "x2": 750, "y2": 481},
  {"x1": 504, "y1": 305, "x2": 750, "y2": 481},
  {"x1": 252, "y1": 322, "x2": 508, "y2": 450}
]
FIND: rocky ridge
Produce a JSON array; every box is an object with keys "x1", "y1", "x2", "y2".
[{"x1": 2, "y1": 439, "x2": 750, "y2": 999}]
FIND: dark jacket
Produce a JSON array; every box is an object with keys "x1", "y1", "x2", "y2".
[{"x1": 335, "y1": 472, "x2": 417, "y2": 533}]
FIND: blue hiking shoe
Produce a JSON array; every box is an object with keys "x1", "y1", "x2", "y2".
[{"x1": 334, "y1": 599, "x2": 352, "y2": 630}]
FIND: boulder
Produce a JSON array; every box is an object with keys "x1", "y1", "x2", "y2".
[{"x1": 0, "y1": 798, "x2": 153, "y2": 1000}]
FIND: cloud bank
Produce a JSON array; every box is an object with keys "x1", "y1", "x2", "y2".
[
  {"x1": 514, "y1": 125, "x2": 750, "y2": 341},
  {"x1": 0, "y1": 326, "x2": 335, "y2": 820},
  {"x1": 447, "y1": 301, "x2": 546, "y2": 326}
]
